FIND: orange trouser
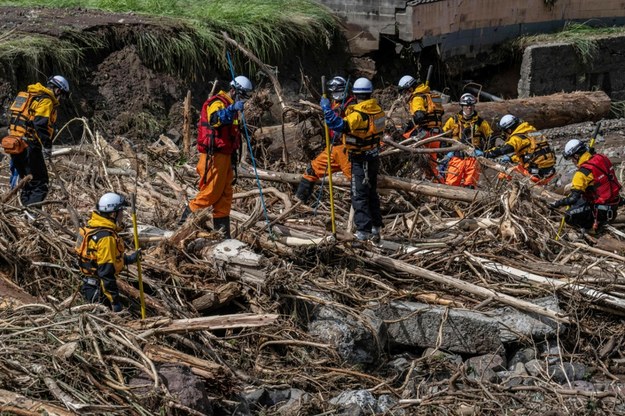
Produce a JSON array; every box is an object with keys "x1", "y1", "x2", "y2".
[
  {"x1": 189, "y1": 152, "x2": 233, "y2": 218},
  {"x1": 497, "y1": 164, "x2": 555, "y2": 185},
  {"x1": 303, "y1": 144, "x2": 352, "y2": 182},
  {"x1": 445, "y1": 156, "x2": 479, "y2": 187}
]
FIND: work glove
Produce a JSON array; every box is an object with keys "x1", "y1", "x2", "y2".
[
  {"x1": 124, "y1": 249, "x2": 141, "y2": 265},
  {"x1": 111, "y1": 301, "x2": 123, "y2": 313},
  {"x1": 43, "y1": 147, "x2": 52, "y2": 159},
  {"x1": 499, "y1": 155, "x2": 512, "y2": 164},
  {"x1": 473, "y1": 149, "x2": 484, "y2": 157},
  {"x1": 320, "y1": 97, "x2": 331, "y2": 111},
  {"x1": 549, "y1": 200, "x2": 562, "y2": 209},
  {"x1": 445, "y1": 152, "x2": 455, "y2": 160},
  {"x1": 232, "y1": 100, "x2": 245, "y2": 112}
]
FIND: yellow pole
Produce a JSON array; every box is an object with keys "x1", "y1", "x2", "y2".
[
  {"x1": 130, "y1": 193, "x2": 146, "y2": 319},
  {"x1": 321, "y1": 76, "x2": 337, "y2": 235}
]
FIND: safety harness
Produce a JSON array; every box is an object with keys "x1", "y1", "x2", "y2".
[
  {"x1": 515, "y1": 131, "x2": 556, "y2": 170},
  {"x1": 74, "y1": 227, "x2": 119, "y2": 276},
  {"x1": 343, "y1": 109, "x2": 386, "y2": 154}
]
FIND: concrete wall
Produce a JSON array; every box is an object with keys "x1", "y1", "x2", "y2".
[{"x1": 518, "y1": 36, "x2": 625, "y2": 100}]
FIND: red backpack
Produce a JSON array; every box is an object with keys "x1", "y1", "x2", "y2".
[{"x1": 197, "y1": 94, "x2": 240, "y2": 155}]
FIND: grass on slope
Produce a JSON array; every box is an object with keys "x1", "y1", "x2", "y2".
[{"x1": 0, "y1": 0, "x2": 339, "y2": 81}]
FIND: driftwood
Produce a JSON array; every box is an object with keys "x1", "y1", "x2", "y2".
[
  {"x1": 442, "y1": 90, "x2": 611, "y2": 129},
  {"x1": 365, "y1": 252, "x2": 571, "y2": 324},
  {"x1": 131, "y1": 313, "x2": 279, "y2": 337}
]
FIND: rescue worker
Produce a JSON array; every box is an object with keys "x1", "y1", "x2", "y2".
[
  {"x1": 75, "y1": 193, "x2": 141, "y2": 312},
  {"x1": 294, "y1": 76, "x2": 355, "y2": 203},
  {"x1": 320, "y1": 77, "x2": 385, "y2": 242},
  {"x1": 441, "y1": 93, "x2": 493, "y2": 188},
  {"x1": 397, "y1": 75, "x2": 444, "y2": 181},
  {"x1": 550, "y1": 139, "x2": 622, "y2": 231},
  {"x1": 5, "y1": 75, "x2": 69, "y2": 207},
  {"x1": 481, "y1": 114, "x2": 556, "y2": 184},
  {"x1": 179, "y1": 75, "x2": 253, "y2": 238}
]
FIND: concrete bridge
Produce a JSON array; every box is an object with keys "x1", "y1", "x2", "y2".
[
  {"x1": 316, "y1": 0, "x2": 625, "y2": 57},
  {"x1": 315, "y1": 0, "x2": 625, "y2": 99}
]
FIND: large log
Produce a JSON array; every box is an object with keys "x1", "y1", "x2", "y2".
[{"x1": 442, "y1": 90, "x2": 611, "y2": 130}]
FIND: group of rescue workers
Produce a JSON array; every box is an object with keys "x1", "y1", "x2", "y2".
[{"x1": 2, "y1": 72, "x2": 622, "y2": 312}]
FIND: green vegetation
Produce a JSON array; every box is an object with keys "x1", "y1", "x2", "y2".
[
  {"x1": 515, "y1": 22, "x2": 625, "y2": 65},
  {"x1": 0, "y1": 0, "x2": 339, "y2": 80}
]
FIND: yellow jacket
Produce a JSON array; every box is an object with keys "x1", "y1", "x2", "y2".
[{"x1": 9, "y1": 83, "x2": 59, "y2": 148}]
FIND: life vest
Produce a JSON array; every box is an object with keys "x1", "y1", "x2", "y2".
[
  {"x1": 452, "y1": 113, "x2": 487, "y2": 148},
  {"x1": 329, "y1": 96, "x2": 356, "y2": 145},
  {"x1": 581, "y1": 153, "x2": 622, "y2": 205},
  {"x1": 74, "y1": 227, "x2": 124, "y2": 276},
  {"x1": 515, "y1": 131, "x2": 555, "y2": 170},
  {"x1": 8, "y1": 91, "x2": 53, "y2": 143},
  {"x1": 197, "y1": 94, "x2": 240, "y2": 155},
  {"x1": 343, "y1": 107, "x2": 386, "y2": 153},
  {"x1": 413, "y1": 91, "x2": 444, "y2": 129}
]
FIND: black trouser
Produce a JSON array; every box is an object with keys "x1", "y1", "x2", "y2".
[
  {"x1": 350, "y1": 154, "x2": 382, "y2": 233},
  {"x1": 564, "y1": 200, "x2": 618, "y2": 231},
  {"x1": 81, "y1": 277, "x2": 108, "y2": 305},
  {"x1": 10, "y1": 143, "x2": 49, "y2": 206}
]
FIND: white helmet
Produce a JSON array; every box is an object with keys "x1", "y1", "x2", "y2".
[
  {"x1": 499, "y1": 114, "x2": 520, "y2": 131},
  {"x1": 563, "y1": 138, "x2": 587, "y2": 159},
  {"x1": 327, "y1": 76, "x2": 347, "y2": 100},
  {"x1": 48, "y1": 75, "x2": 70, "y2": 94},
  {"x1": 230, "y1": 75, "x2": 253, "y2": 98},
  {"x1": 398, "y1": 75, "x2": 418, "y2": 91},
  {"x1": 353, "y1": 77, "x2": 373, "y2": 95},
  {"x1": 459, "y1": 93, "x2": 477, "y2": 106},
  {"x1": 97, "y1": 192, "x2": 128, "y2": 213}
]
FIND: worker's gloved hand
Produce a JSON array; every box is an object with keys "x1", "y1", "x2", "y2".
[
  {"x1": 319, "y1": 97, "x2": 331, "y2": 111},
  {"x1": 43, "y1": 147, "x2": 52, "y2": 159},
  {"x1": 232, "y1": 100, "x2": 245, "y2": 112},
  {"x1": 445, "y1": 151, "x2": 455, "y2": 160},
  {"x1": 473, "y1": 149, "x2": 484, "y2": 157},
  {"x1": 500, "y1": 155, "x2": 512, "y2": 164},
  {"x1": 124, "y1": 249, "x2": 141, "y2": 265},
  {"x1": 111, "y1": 302, "x2": 123, "y2": 313},
  {"x1": 549, "y1": 200, "x2": 562, "y2": 209}
]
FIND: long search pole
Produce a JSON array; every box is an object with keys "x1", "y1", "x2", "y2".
[
  {"x1": 130, "y1": 193, "x2": 146, "y2": 319},
  {"x1": 321, "y1": 76, "x2": 337, "y2": 235}
]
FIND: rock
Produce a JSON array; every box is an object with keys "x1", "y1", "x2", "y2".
[
  {"x1": 128, "y1": 363, "x2": 213, "y2": 415},
  {"x1": 377, "y1": 394, "x2": 403, "y2": 415},
  {"x1": 329, "y1": 389, "x2": 377, "y2": 415},
  {"x1": 508, "y1": 347, "x2": 537, "y2": 369},
  {"x1": 465, "y1": 354, "x2": 507, "y2": 382},
  {"x1": 374, "y1": 301, "x2": 503, "y2": 355},
  {"x1": 491, "y1": 296, "x2": 563, "y2": 343},
  {"x1": 308, "y1": 307, "x2": 386, "y2": 365}
]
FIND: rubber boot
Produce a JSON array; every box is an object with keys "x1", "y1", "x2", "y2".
[
  {"x1": 294, "y1": 178, "x2": 315, "y2": 204},
  {"x1": 213, "y1": 216, "x2": 231, "y2": 239},
  {"x1": 178, "y1": 205, "x2": 191, "y2": 225}
]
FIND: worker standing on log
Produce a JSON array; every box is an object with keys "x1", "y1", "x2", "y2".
[
  {"x1": 550, "y1": 139, "x2": 622, "y2": 232},
  {"x1": 294, "y1": 76, "x2": 355, "y2": 204},
  {"x1": 2, "y1": 75, "x2": 69, "y2": 215},
  {"x1": 441, "y1": 93, "x2": 494, "y2": 188},
  {"x1": 397, "y1": 71, "x2": 444, "y2": 182},
  {"x1": 481, "y1": 114, "x2": 556, "y2": 184},
  {"x1": 75, "y1": 193, "x2": 141, "y2": 312},
  {"x1": 179, "y1": 75, "x2": 253, "y2": 239},
  {"x1": 320, "y1": 77, "x2": 385, "y2": 242}
]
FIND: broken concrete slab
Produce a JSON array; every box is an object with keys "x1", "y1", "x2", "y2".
[{"x1": 373, "y1": 301, "x2": 503, "y2": 355}]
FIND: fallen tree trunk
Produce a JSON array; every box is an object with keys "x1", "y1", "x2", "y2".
[
  {"x1": 238, "y1": 164, "x2": 486, "y2": 203},
  {"x1": 365, "y1": 252, "x2": 571, "y2": 324},
  {"x1": 442, "y1": 90, "x2": 611, "y2": 130}
]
